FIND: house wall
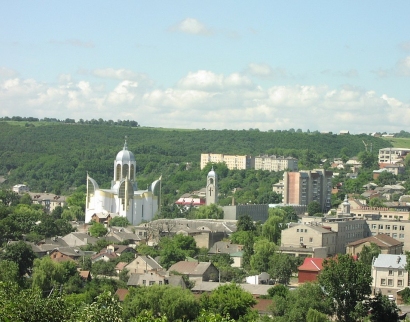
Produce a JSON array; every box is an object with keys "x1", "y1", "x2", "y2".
[
  {"x1": 372, "y1": 266, "x2": 409, "y2": 296},
  {"x1": 298, "y1": 271, "x2": 319, "y2": 284}
]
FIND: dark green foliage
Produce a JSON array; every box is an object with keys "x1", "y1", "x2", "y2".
[
  {"x1": 109, "y1": 216, "x2": 131, "y2": 227},
  {"x1": 200, "y1": 283, "x2": 256, "y2": 320},
  {"x1": 399, "y1": 287, "x2": 410, "y2": 304},
  {"x1": 368, "y1": 293, "x2": 399, "y2": 322},
  {"x1": 307, "y1": 201, "x2": 322, "y2": 216},
  {"x1": 318, "y1": 254, "x2": 372, "y2": 322},
  {"x1": 122, "y1": 285, "x2": 200, "y2": 321},
  {"x1": 159, "y1": 234, "x2": 198, "y2": 269},
  {"x1": 88, "y1": 222, "x2": 108, "y2": 237},
  {"x1": 0, "y1": 241, "x2": 36, "y2": 276}
]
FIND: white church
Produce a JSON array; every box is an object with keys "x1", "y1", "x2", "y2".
[{"x1": 85, "y1": 139, "x2": 161, "y2": 225}]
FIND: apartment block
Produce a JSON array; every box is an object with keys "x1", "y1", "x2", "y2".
[
  {"x1": 378, "y1": 148, "x2": 410, "y2": 164},
  {"x1": 200, "y1": 153, "x2": 254, "y2": 170},
  {"x1": 283, "y1": 169, "x2": 332, "y2": 213},
  {"x1": 254, "y1": 155, "x2": 298, "y2": 172}
]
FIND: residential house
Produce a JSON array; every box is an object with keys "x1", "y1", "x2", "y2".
[
  {"x1": 125, "y1": 255, "x2": 163, "y2": 275},
  {"x1": 127, "y1": 272, "x2": 186, "y2": 288},
  {"x1": 298, "y1": 257, "x2": 324, "y2": 283},
  {"x1": 168, "y1": 261, "x2": 219, "y2": 282},
  {"x1": 29, "y1": 192, "x2": 66, "y2": 213},
  {"x1": 371, "y1": 254, "x2": 408, "y2": 297},
  {"x1": 208, "y1": 241, "x2": 244, "y2": 268},
  {"x1": 49, "y1": 247, "x2": 87, "y2": 263},
  {"x1": 346, "y1": 233, "x2": 403, "y2": 256},
  {"x1": 61, "y1": 232, "x2": 98, "y2": 247},
  {"x1": 91, "y1": 245, "x2": 119, "y2": 263},
  {"x1": 12, "y1": 184, "x2": 29, "y2": 194}
]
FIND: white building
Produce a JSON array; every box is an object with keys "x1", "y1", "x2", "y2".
[
  {"x1": 200, "y1": 153, "x2": 254, "y2": 170},
  {"x1": 372, "y1": 254, "x2": 408, "y2": 297},
  {"x1": 13, "y1": 184, "x2": 29, "y2": 194},
  {"x1": 378, "y1": 148, "x2": 410, "y2": 164},
  {"x1": 85, "y1": 140, "x2": 161, "y2": 225}
]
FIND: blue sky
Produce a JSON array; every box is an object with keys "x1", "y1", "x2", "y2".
[{"x1": 1, "y1": 1, "x2": 410, "y2": 133}]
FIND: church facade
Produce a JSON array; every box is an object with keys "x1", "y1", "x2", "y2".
[{"x1": 85, "y1": 140, "x2": 161, "y2": 225}]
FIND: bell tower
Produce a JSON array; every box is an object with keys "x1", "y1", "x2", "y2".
[{"x1": 206, "y1": 167, "x2": 218, "y2": 205}]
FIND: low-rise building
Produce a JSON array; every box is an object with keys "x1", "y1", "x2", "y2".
[
  {"x1": 13, "y1": 184, "x2": 29, "y2": 194},
  {"x1": 346, "y1": 233, "x2": 403, "y2": 256},
  {"x1": 371, "y1": 254, "x2": 408, "y2": 297},
  {"x1": 298, "y1": 257, "x2": 324, "y2": 283}
]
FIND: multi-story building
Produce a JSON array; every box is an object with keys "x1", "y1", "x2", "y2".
[
  {"x1": 254, "y1": 155, "x2": 298, "y2": 172},
  {"x1": 378, "y1": 148, "x2": 410, "y2": 164},
  {"x1": 283, "y1": 169, "x2": 332, "y2": 213},
  {"x1": 372, "y1": 254, "x2": 408, "y2": 297},
  {"x1": 13, "y1": 184, "x2": 29, "y2": 194},
  {"x1": 200, "y1": 153, "x2": 254, "y2": 170},
  {"x1": 280, "y1": 223, "x2": 337, "y2": 258}
]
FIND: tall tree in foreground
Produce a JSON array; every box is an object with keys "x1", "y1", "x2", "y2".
[{"x1": 318, "y1": 254, "x2": 372, "y2": 322}]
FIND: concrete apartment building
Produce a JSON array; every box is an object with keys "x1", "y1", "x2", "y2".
[
  {"x1": 254, "y1": 155, "x2": 298, "y2": 172},
  {"x1": 378, "y1": 148, "x2": 410, "y2": 164},
  {"x1": 283, "y1": 169, "x2": 332, "y2": 213},
  {"x1": 200, "y1": 153, "x2": 254, "y2": 170}
]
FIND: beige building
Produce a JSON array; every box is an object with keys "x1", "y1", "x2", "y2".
[
  {"x1": 372, "y1": 254, "x2": 408, "y2": 297},
  {"x1": 378, "y1": 148, "x2": 410, "y2": 164},
  {"x1": 200, "y1": 153, "x2": 254, "y2": 170},
  {"x1": 29, "y1": 192, "x2": 66, "y2": 213},
  {"x1": 125, "y1": 255, "x2": 163, "y2": 275},
  {"x1": 346, "y1": 233, "x2": 403, "y2": 256},
  {"x1": 280, "y1": 223, "x2": 337, "y2": 257},
  {"x1": 283, "y1": 169, "x2": 332, "y2": 212},
  {"x1": 254, "y1": 155, "x2": 298, "y2": 172}
]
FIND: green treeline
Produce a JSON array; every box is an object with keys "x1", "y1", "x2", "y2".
[{"x1": 0, "y1": 121, "x2": 391, "y2": 203}]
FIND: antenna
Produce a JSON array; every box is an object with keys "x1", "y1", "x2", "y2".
[{"x1": 362, "y1": 140, "x2": 368, "y2": 152}]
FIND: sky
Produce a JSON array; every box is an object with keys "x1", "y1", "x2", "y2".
[{"x1": 1, "y1": 1, "x2": 410, "y2": 134}]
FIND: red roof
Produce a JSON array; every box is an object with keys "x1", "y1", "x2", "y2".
[
  {"x1": 115, "y1": 288, "x2": 129, "y2": 302},
  {"x1": 298, "y1": 258, "x2": 324, "y2": 272}
]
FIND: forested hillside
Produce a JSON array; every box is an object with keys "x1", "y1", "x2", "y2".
[{"x1": 0, "y1": 121, "x2": 391, "y2": 205}]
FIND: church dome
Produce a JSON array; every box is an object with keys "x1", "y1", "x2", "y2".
[
  {"x1": 208, "y1": 167, "x2": 216, "y2": 177},
  {"x1": 116, "y1": 140, "x2": 135, "y2": 163}
]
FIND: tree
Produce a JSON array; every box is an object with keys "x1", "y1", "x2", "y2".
[
  {"x1": 0, "y1": 260, "x2": 21, "y2": 285},
  {"x1": 268, "y1": 252, "x2": 295, "y2": 285},
  {"x1": 307, "y1": 201, "x2": 322, "y2": 216},
  {"x1": 250, "y1": 238, "x2": 277, "y2": 273},
  {"x1": 109, "y1": 216, "x2": 131, "y2": 227},
  {"x1": 367, "y1": 292, "x2": 399, "y2": 322},
  {"x1": 318, "y1": 254, "x2": 372, "y2": 322},
  {"x1": 236, "y1": 215, "x2": 256, "y2": 232},
  {"x1": 191, "y1": 204, "x2": 224, "y2": 219},
  {"x1": 368, "y1": 197, "x2": 386, "y2": 208},
  {"x1": 89, "y1": 222, "x2": 108, "y2": 237},
  {"x1": 357, "y1": 151, "x2": 378, "y2": 170},
  {"x1": 122, "y1": 285, "x2": 199, "y2": 321},
  {"x1": 200, "y1": 283, "x2": 256, "y2": 320},
  {"x1": 0, "y1": 241, "x2": 36, "y2": 277},
  {"x1": 262, "y1": 210, "x2": 285, "y2": 244},
  {"x1": 359, "y1": 243, "x2": 381, "y2": 271}
]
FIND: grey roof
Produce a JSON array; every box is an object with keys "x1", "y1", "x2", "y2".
[
  {"x1": 373, "y1": 254, "x2": 407, "y2": 269},
  {"x1": 208, "y1": 241, "x2": 243, "y2": 255},
  {"x1": 127, "y1": 273, "x2": 141, "y2": 286},
  {"x1": 115, "y1": 141, "x2": 136, "y2": 163},
  {"x1": 168, "y1": 261, "x2": 215, "y2": 276}
]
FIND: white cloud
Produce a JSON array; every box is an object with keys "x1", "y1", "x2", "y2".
[
  {"x1": 171, "y1": 18, "x2": 212, "y2": 35},
  {"x1": 92, "y1": 68, "x2": 138, "y2": 80},
  {"x1": 397, "y1": 56, "x2": 410, "y2": 76},
  {"x1": 1, "y1": 70, "x2": 409, "y2": 133},
  {"x1": 246, "y1": 63, "x2": 289, "y2": 79}
]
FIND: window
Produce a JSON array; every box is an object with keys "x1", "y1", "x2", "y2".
[
  {"x1": 398, "y1": 280, "x2": 404, "y2": 287},
  {"x1": 372, "y1": 224, "x2": 377, "y2": 229},
  {"x1": 309, "y1": 237, "x2": 313, "y2": 242},
  {"x1": 142, "y1": 280, "x2": 146, "y2": 285},
  {"x1": 159, "y1": 281, "x2": 163, "y2": 285},
  {"x1": 400, "y1": 226, "x2": 405, "y2": 231},
  {"x1": 386, "y1": 225, "x2": 391, "y2": 230},
  {"x1": 379, "y1": 225, "x2": 384, "y2": 229},
  {"x1": 393, "y1": 233, "x2": 398, "y2": 238},
  {"x1": 393, "y1": 225, "x2": 398, "y2": 230},
  {"x1": 399, "y1": 270, "x2": 404, "y2": 276},
  {"x1": 149, "y1": 281, "x2": 155, "y2": 285},
  {"x1": 388, "y1": 270, "x2": 393, "y2": 276},
  {"x1": 300, "y1": 237, "x2": 304, "y2": 242},
  {"x1": 381, "y1": 279, "x2": 386, "y2": 286},
  {"x1": 388, "y1": 279, "x2": 393, "y2": 286},
  {"x1": 400, "y1": 234, "x2": 405, "y2": 239},
  {"x1": 305, "y1": 229, "x2": 307, "y2": 232},
  {"x1": 297, "y1": 229, "x2": 299, "y2": 232}
]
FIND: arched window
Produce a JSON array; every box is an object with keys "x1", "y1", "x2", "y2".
[
  {"x1": 122, "y1": 164, "x2": 129, "y2": 178},
  {"x1": 130, "y1": 164, "x2": 135, "y2": 180},
  {"x1": 116, "y1": 164, "x2": 121, "y2": 181}
]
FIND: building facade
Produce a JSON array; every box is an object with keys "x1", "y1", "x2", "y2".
[
  {"x1": 254, "y1": 155, "x2": 298, "y2": 172},
  {"x1": 200, "y1": 153, "x2": 254, "y2": 170},
  {"x1": 283, "y1": 169, "x2": 332, "y2": 212},
  {"x1": 85, "y1": 140, "x2": 161, "y2": 225},
  {"x1": 372, "y1": 254, "x2": 409, "y2": 297},
  {"x1": 378, "y1": 148, "x2": 410, "y2": 164}
]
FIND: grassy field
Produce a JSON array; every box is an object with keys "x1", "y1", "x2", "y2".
[{"x1": 382, "y1": 137, "x2": 410, "y2": 148}]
